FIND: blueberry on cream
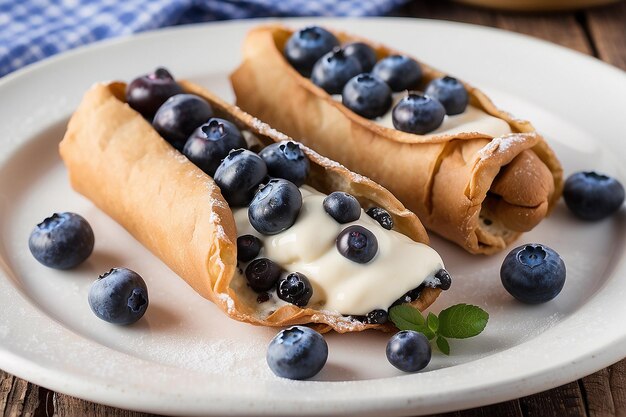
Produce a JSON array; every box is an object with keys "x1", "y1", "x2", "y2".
[
  {"x1": 152, "y1": 94, "x2": 213, "y2": 151},
  {"x1": 284, "y1": 26, "x2": 339, "y2": 77},
  {"x1": 342, "y1": 42, "x2": 377, "y2": 72},
  {"x1": 366, "y1": 207, "x2": 393, "y2": 230},
  {"x1": 392, "y1": 93, "x2": 446, "y2": 135},
  {"x1": 425, "y1": 76, "x2": 469, "y2": 116},
  {"x1": 311, "y1": 47, "x2": 363, "y2": 95},
  {"x1": 248, "y1": 178, "x2": 303, "y2": 235},
  {"x1": 125, "y1": 67, "x2": 183, "y2": 120},
  {"x1": 323, "y1": 191, "x2": 361, "y2": 224},
  {"x1": 245, "y1": 258, "x2": 283, "y2": 292},
  {"x1": 372, "y1": 55, "x2": 422, "y2": 92},
  {"x1": 342, "y1": 73, "x2": 392, "y2": 119},
  {"x1": 237, "y1": 234, "x2": 263, "y2": 262},
  {"x1": 183, "y1": 118, "x2": 247, "y2": 176},
  {"x1": 277, "y1": 272, "x2": 313, "y2": 307},
  {"x1": 214, "y1": 149, "x2": 268, "y2": 207},
  {"x1": 336, "y1": 225, "x2": 379, "y2": 264},
  {"x1": 259, "y1": 141, "x2": 310, "y2": 187}
]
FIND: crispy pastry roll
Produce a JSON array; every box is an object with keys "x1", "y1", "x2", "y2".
[
  {"x1": 231, "y1": 25, "x2": 563, "y2": 254},
  {"x1": 59, "y1": 80, "x2": 449, "y2": 333}
]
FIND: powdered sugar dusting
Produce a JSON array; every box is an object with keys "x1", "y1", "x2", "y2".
[
  {"x1": 217, "y1": 292, "x2": 236, "y2": 314},
  {"x1": 477, "y1": 134, "x2": 532, "y2": 160}
]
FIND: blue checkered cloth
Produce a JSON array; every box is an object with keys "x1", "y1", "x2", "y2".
[{"x1": 0, "y1": 0, "x2": 410, "y2": 77}]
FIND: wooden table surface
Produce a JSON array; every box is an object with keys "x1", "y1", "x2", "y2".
[{"x1": 2, "y1": 0, "x2": 625, "y2": 416}]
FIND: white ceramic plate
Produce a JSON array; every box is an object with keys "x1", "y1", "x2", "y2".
[{"x1": 0, "y1": 17, "x2": 625, "y2": 417}]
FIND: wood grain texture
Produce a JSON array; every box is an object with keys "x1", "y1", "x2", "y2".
[
  {"x1": 1, "y1": 1, "x2": 625, "y2": 416},
  {"x1": 586, "y1": 1, "x2": 626, "y2": 69}
]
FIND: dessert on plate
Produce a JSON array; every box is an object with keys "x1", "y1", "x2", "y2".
[
  {"x1": 59, "y1": 71, "x2": 451, "y2": 333},
  {"x1": 230, "y1": 25, "x2": 564, "y2": 254}
]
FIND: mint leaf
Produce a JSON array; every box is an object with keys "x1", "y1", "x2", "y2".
[
  {"x1": 415, "y1": 325, "x2": 436, "y2": 340},
  {"x1": 389, "y1": 304, "x2": 425, "y2": 330},
  {"x1": 438, "y1": 304, "x2": 489, "y2": 339},
  {"x1": 436, "y1": 336, "x2": 450, "y2": 355},
  {"x1": 427, "y1": 312, "x2": 439, "y2": 333}
]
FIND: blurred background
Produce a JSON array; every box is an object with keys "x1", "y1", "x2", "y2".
[{"x1": 0, "y1": 0, "x2": 624, "y2": 77}]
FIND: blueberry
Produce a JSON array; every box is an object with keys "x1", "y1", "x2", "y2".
[
  {"x1": 245, "y1": 258, "x2": 282, "y2": 292},
  {"x1": 342, "y1": 73, "x2": 392, "y2": 119},
  {"x1": 500, "y1": 244, "x2": 566, "y2": 304},
  {"x1": 214, "y1": 149, "x2": 268, "y2": 207},
  {"x1": 434, "y1": 268, "x2": 452, "y2": 291},
  {"x1": 392, "y1": 284, "x2": 425, "y2": 307},
  {"x1": 392, "y1": 93, "x2": 446, "y2": 135},
  {"x1": 258, "y1": 141, "x2": 310, "y2": 187},
  {"x1": 366, "y1": 207, "x2": 393, "y2": 230},
  {"x1": 386, "y1": 330, "x2": 431, "y2": 372},
  {"x1": 248, "y1": 179, "x2": 302, "y2": 235},
  {"x1": 372, "y1": 55, "x2": 422, "y2": 92},
  {"x1": 425, "y1": 76, "x2": 469, "y2": 115},
  {"x1": 183, "y1": 118, "x2": 247, "y2": 176},
  {"x1": 342, "y1": 42, "x2": 377, "y2": 72},
  {"x1": 311, "y1": 48, "x2": 362, "y2": 95},
  {"x1": 563, "y1": 171, "x2": 625, "y2": 221},
  {"x1": 277, "y1": 272, "x2": 313, "y2": 307},
  {"x1": 365, "y1": 309, "x2": 388, "y2": 324},
  {"x1": 152, "y1": 94, "x2": 213, "y2": 151},
  {"x1": 28, "y1": 212, "x2": 94, "y2": 269},
  {"x1": 267, "y1": 326, "x2": 328, "y2": 380},
  {"x1": 336, "y1": 225, "x2": 378, "y2": 264},
  {"x1": 125, "y1": 67, "x2": 183, "y2": 120},
  {"x1": 323, "y1": 192, "x2": 361, "y2": 223},
  {"x1": 88, "y1": 268, "x2": 149, "y2": 325},
  {"x1": 237, "y1": 234, "x2": 263, "y2": 262},
  {"x1": 284, "y1": 26, "x2": 340, "y2": 77}
]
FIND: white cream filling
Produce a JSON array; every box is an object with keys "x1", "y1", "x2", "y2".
[
  {"x1": 233, "y1": 186, "x2": 443, "y2": 316},
  {"x1": 332, "y1": 93, "x2": 512, "y2": 137}
]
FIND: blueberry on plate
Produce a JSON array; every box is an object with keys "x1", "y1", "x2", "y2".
[
  {"x1": 248, "y1": 179, "x2": 302, "y2": 235},
  {"x1": 366, "y1": 207, "x2": 393, "y2": 230},
  {"x1": 342, "y1": 42, "x2": 378, "y2": 72},
  {"x1": 323, "y1": 192, "x2": 361, "y2": 223},
  {"x1": 336, "y1": 225, "x2": 378, "y2": 264},
  {"x1": 425, "y1": 76, "x2": 469, "y2": 115},
  {"x1": 88, "y1": 268, "x2": 149, "y2": 325},
  {"x1": 386, "y1": 330, "x2": 431, "y2": 372},
  {"x1": 245, "y1": 258, "x2": 282, "y2": 292},
  {"x1": 500, "y1": 243, "x2": 566, "y2": 304},
  {"x1": 214, "y1": 149, "x2": 268, "y2": 207},
  {"x1": 258, "y1": 141, "x2": 310, "y2": 187},
  {"x1": 277, "y1": 272, "x2": 313, "y2": 307},
  {"x1": 267, "y1": 326, "x2": 328, "y2": 380},
  {"x1": 563, "y1": 171, "x2": 625, "y2": 221},
  {"x1": 284, "y1": 26, "x2": 340, "y2": 77},
  {"x1": 342, "y1": 73, "x2": 392, "y2": 119},
  {"x1": 311, "y1": 48, "x2": 363, "y2": 95},
  {"x1": 152, "y1": 94, "x2": 213, "y2": 151},
  {"x1": 125, "y1": 67, "x2": 183, "y2": 120},
  {"x1": 28, "y1": 212, "x2": 94, "y2": 269},
  {"x1": 392, "y1": 93, "x2": 446, "y2": 135},
  {"x1": 237, "y1": 234, "x2": 263, "y2": 262},
  {"x1": 372, "y1": 55, "x2": 422, "y2": 92},
  {"x1": 183, "y1": 118, "x2": 247, "y2": 176}
]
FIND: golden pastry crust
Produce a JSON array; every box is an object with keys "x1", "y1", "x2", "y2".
[
  {"x1": 59, "y1": 81, "x2": 441, "y2": 333},
  {"x1": 230, "y1": 25, "x2": 564, "y2": 255}
]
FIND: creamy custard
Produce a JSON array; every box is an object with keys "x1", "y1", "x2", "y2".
[
  {"x1": 233, "y1": 186, "x2": 443, "y2": 316},
  {"x1": 332, "y1": 93, "x2": 512, "y2": 137}
]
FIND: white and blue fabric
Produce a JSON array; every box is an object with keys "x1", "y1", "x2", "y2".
[{"x1": 0, "y1": 0, "x2": 410, "y2": 77}]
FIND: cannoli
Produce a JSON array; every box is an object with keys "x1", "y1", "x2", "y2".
[
  {"x1": 230, "y1": 25, "x2": 563, "y2": 254},
  {"x1": 59, "y1": 78, "x2": 449, "y2": 333}
]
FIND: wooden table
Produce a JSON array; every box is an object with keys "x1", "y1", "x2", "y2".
[{"x1": 2, "y1": 1, "x2": 625, "y2": 416}]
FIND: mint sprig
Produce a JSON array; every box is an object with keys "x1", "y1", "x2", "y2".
[{"x1": 388, "y1": 303, "x2": 489, "y2": 355}]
